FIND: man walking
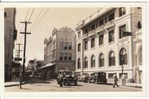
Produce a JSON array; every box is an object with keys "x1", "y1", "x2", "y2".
[
  {"x1": 113, "y1": 74, "x2": 119, "y2": 88},
  {"x1": 57, "y1": 72, "x2": 64, "y2": 87}
]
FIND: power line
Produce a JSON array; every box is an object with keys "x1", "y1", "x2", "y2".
[
  {"x1": 31, "y1": 9, "x2": 49, "y2": 31},
  {"x1": 33, "y1": 9, "x2": 43, "y2": 22},
  {"x1": 32, "y1": 9, "x2": 49, "y2": 25},
  {"x1": 28, "y1": 8, "x2": 35, "y2": 22},
  {"x1": 30, "y1": 8, "x2": 43, "y2": 28},
  {"x1": 25, "y1": 8, "x2": 31, "y2": 21},
  {"x1": 17, "y1": 8, "x2": 31, "y2": 34}
]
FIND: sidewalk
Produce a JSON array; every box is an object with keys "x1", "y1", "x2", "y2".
[
  {"x1": 5, "y1": 81, "x2": 20, "y2": 87},
  {"x1": 5, "y1": 81, "x2": 142, "y2": 88},
  {"x1": 107, "y1": 82, "x2": 142, "y2": 88},
  {"x1": 5, "y1": 79, "x2": 52, "y2": 87},
  {"x1": 125, "y1": 83, "x2": 142, "y2": 88}
]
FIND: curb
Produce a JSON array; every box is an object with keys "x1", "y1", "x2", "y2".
[
  {"x1": 5, "y1": 82, "x2": 26, "y2": 87},
  {"x1": 5, "y1": 84, "x2": 20, "y2": 87}
]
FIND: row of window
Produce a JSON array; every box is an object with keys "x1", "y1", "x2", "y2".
[
  {"x1": 77, "y1": 48, "x2": 127, "y2": 69},
  {"x1": 82, "y1": 8, "x2": 126, "y2": 34},
  {"x1": 64, "y1": 45, "x2": 72, "y2": 50},
  {"x1": 59, "y1": 41, "x2": 72, "y2": 50},
  {"x1": 59, "y1": 53, "x2": 72, "y2": 61},
  {"x1": 108, "y1": 73, "x2": 128, "y2": 79},
  {"x1": 78, "y1": 24, "x2": 131, "y2": 51}
]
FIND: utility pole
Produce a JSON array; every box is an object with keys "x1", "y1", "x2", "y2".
[{"x1": 20, "y1": 21, "x2": 31, "y2": 89}]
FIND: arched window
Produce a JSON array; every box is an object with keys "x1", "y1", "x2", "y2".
[
  {"x1": 84, "y1": 56, "x2": 88, "y2": 68},
  {"x1": 77, "y1": 58, "x2": 81, "y2": 69},
  {"x1": 99, "y1": 53, "x2": 104, "y2": 67},
  {"x1": 109, "y1": 51, "x2": 115, "y2": 66},
  {"x1": 91, "y1": 55, "x2": 95, "y2": 68},
  {"x1": 119, "y1": 48, "x2": 127, "y2": 65}
]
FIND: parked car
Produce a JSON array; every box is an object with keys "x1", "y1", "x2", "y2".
[
  {"x1": 23, "y1": 71, "x2": 32, "y2": 82},
  {"x1": 57, "y1": 71, "x2": 78, "y2": 86},
  {"x1": 96, "y1": 72, "x2": 107, "y2": 84},
  {"x1": 80, "y1": 73, "x2": 89, "y2": 83},
  {"x1": 89, "y1": 73, "x2": 96, "y2": 83}
]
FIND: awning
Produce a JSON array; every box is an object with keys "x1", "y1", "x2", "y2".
[{"x1": 40, "y1": 63, "x2": 55, "y2": 69}]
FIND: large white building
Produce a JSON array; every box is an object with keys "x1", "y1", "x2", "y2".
[{"x1": 75, "y1": 7, "x2": 142, "y2": 84}]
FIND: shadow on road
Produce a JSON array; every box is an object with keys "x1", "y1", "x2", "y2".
[{"x1": 25, "y1": 79, "x2": 52, "y2": 84}]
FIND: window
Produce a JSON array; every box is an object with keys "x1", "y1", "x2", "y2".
[
  {"x1": 119, "y1": 24, "x2": 126, "y2": 38},
  {"x1": 4, "y1": 12, "x2": 7, "y2": 17},
  {"x1": 85, "y1": 28, "x2": 88, "y2": 34},
  {"x1": 91, "y1": 37, "x2": 95, "y2": 48},
  {"x1": 84, "y1": 57, "x2": 88, "y2": 68},
  {"x1": 119, "y1": 48, "x2": 127, "y2": 65},
  {"x1": 108, "y1": 12, "x2": 114, "y2": 21},
  {"x1": 69, "y1": 56, "x2": 72, "y2": 60},
  {"x1": 91, "y1": 24, "x2": 95, "y2": 30},
  {"x1": 99, "y1": 34, "x2": 104, "y2": 45},
  {"x1": 99, "y1": 53, "x2": 104, "y2": 67},
  {"x1": 59, "y1": 57, "x2": 63, "y2": 61},
  {"x1": 137, "y1": 7, "x2": 141, "y2": 9},
  {"x1": 119, "y1": 73, "x2": 128, "y2": 79},
  {"x1": 69, "y1": 45, "x2": 72, "y2": 50},
  {"x1": 119, "y1": 7, "x2": 126, "y2": 17},
  {"x1": 104, "y1": 16, "x2": 108, "y2": 24},
  {"x1": 84, "y1": 40, "x2": 88, "y2": 50},
  {"x1": 99, "y1": 18, "x2": 104, "y2": 26},
  {"x1": 119, "y1": 24, "x2": 132, "y2": 38},
  {"x1": 109, "y1": 29, "x2": 114, "y2": 42},
  {"x1": 77, "y1": 58, "x2": 81, "y2": 69},
  {"x1": 109, "y1": 51, "x2": 115, "y2": 66},
  {"x1": 78, "y1": 43, "x2": 81, "y2": 52},
  {"x1": 108, "y1": 73, "x2": 116, "y2": 79},
  {"x1": 64, "y1": 46, "x2": 67, "y2": 50},
  {"x1": 91, "y1": 55, "x2": 95, "y2": 68},
  {"x1": 78, "y1": 31, "x2": 81, "y2": 38},
  {"x1": 137, "y1": 21, "x2": 142, "y2": 29},
  {"x1": 68, "y1": 53, "x2": 72, "y2": 60},
  {"x1": 64, "y1": 56, "x2": 67, "y2": 60}
]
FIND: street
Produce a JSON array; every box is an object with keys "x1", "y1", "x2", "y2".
[{"x1": 5, "y1": 80, "x2": 142, "y2": 92}]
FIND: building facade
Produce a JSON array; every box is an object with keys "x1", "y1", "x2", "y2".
[
  {"x1": 4, "y1": 8, "x2": 17, "y2": 81},
  {"x1": 75, "y1": 7, "x2": 142, "y2": 84},
  {"x1": 44, "y1": 27, "x2": 76, "y2": 75}
]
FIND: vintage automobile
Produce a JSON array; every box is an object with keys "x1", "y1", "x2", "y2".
[
  {"x1": 88, "y1": 72, "x2": 107, "y2": 84},
  {"x1": 96, "y1": 72, "x2": 107, "y2": 84},
  {"x1": 57, "y1": 71, "x2": 78, "y2": 86},
  {"x1": 63, "y1": 71, "x2": 78, "y2": 86},
  {"x1": 88, "y1": 73, "x2": 96, "y2": 83},
  {"x1": 80, "y1": 73, "x2": 89, "y2": 83}
]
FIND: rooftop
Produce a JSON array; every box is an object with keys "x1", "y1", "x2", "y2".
[{"x1": 76, "y1": 8, "x2": 114, "y2": 29}]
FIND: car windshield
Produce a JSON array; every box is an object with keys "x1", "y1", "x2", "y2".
[{"x1": 65, "y1": 72, "x2": 72, "y2": 75}]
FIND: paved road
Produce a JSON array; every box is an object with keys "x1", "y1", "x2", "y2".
[{"x1": 5, "y1": 80, "x2": 142, "y2": 92}]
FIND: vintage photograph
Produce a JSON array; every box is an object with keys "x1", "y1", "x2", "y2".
[{"x1": 4, "y1": 6, "x2": 143, "y2": 92}]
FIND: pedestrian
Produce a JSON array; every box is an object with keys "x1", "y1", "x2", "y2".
[
  {"x1": 113, "y1": 74, "x2": 119, "y2": 88},
  {"x1": 57, "y1": 72, "x2": 64, "y2": 87}
]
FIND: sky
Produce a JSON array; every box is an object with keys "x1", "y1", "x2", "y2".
[{"x1": 14, "y1": 8, "x2": 100, "y2": 65}]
